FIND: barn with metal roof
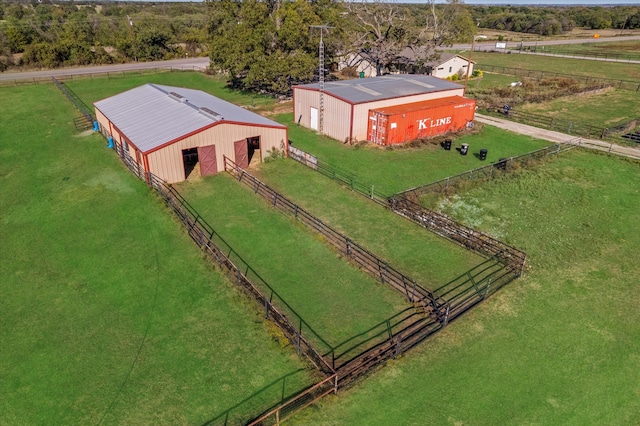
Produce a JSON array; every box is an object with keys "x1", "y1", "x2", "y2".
[
  {"x1": 292, "y1": 75, "x2": 473, "y2": 144},
  {"x1": 94, "y1": 84, "x2": 287, "y2": 183}
]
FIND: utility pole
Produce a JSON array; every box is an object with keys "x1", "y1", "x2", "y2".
[
  {"x1": 310, "y1": 25, "x2": 331, "y2": 134},
  {"x1": 464, "y1": 35, "x2": 478, "y2": 95},
  {"x1": 127, "y1": 16, "x2": 137, "y2": 62}
]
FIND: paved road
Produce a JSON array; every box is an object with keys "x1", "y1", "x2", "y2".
[
  {"x1": 0, "y1": 57, "x2": 210, "y2": 82},
  {"x1": 475, "y1": 113, "x2": 640, "y2": 160}
]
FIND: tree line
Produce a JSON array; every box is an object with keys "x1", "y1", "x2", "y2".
[
  {"x1": 1, "y1": 1, "x2": 638, "y2": 95},
  {"x1": 0, "y1": 1, "x2": 209, "y2": 71},
  {"x1": 469, "y1": 5, "x2": 640, "y2": 36}
]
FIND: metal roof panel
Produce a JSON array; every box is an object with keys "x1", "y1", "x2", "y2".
[
  {"x1": 94, "y1": 84, "x2": 285, "y2": 153},
  {"x1": 293, "y1": 75, "x2": 464, "y2": 104}
]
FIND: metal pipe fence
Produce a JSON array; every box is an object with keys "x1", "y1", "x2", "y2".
[
  {"x1": 396, "y1": 143, "x2": 574, "y2": 201},
  {"x1": 106, "y1": 139, "x2": 527, "y2": 424},
  {"x1": 288, "y1": 146, "x2": 388, "y2": 206},
  {"x1": 0, "y1": 66, "x2": 206, "y2": 87},
  {"x1": 483, "y1": 108, "x2": 640, "y2": 147},
  {"x1": 477, "y1": 63, "x2": 640, "y2": 92},
  {"x1": 111, "y1": 140, "x2": 335, "y2": 378}
]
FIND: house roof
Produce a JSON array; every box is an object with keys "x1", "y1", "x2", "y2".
[
  {"x1": 94, "y1": 84, "x2": 285, "y2": 153},
  {"x1": 293, "y1": 75, "x2": 464, "y2": 104}
]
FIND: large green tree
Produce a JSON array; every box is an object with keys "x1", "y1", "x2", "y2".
[{"x1": 207, "y1": 0, "x2": 334, "y2": 95}]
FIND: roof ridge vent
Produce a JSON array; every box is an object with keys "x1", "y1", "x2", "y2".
[
  {"x1": 199, "y1": 107, "x2": 223, "y2": 121},
  {"x1": 168, "y1": 91, "x2": 188, "y2": 103}
]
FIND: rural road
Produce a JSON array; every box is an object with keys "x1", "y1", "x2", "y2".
[
  {"x1": 0, "y1": 57, "x2": 211, "y2": 82},
  {"x1": 476, "y1": 113, "x2": 640, "y2": 160}
]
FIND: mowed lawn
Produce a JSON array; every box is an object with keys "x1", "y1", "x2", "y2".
[
  {"x1": 0, "y1": 85, "x2": 317, "y2": 424},
  {"x1": 290, "y1": 149, "x2": 640, "y2": 425},
  {"x1": 175, "y1": 174, "x2": 410, "y2": 350},
  {"x1": 65, "y1": 71, "x2": 276, "y2": 113},
  {"x1": 254, "y1": 159, "x2": 484, "y2": 290},
  {"x1": 278, "y1": 113, "x2": 552, "y2": 195}
]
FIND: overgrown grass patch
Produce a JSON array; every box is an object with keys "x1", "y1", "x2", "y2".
[
  {"x1": 518, "y1": 88, "x2": 640, "y2": 128},
  {"x1": 0, "y1": 84, "x2": 315, "y2": 425},
  {"x1": 290, "y1": 149, "x2": 640, "y2": 425}
]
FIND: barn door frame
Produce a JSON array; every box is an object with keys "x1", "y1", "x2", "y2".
[
  {"x1": 198, "y1": 144, "x2": 218, "y2": 177},
  {"x1": 234, "y1": 139, "x2": 249, "y2": 169}
]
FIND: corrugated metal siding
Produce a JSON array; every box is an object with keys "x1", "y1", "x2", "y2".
[
  {"x1": 351, "y1": 88, "x2": 464, "y2": 141},
  {"x1": 322, "y1": 95, "x2": 352, "y2": 142},
  {"x1": 369, "y1": 97, "x2": 476, "y2": 144},
  {"x1": 293, "y1": 75, "x2": 464, "y2": 104},
  {"x1": 293, "y1": 88, "x2": 317, "y2": 129},
  {"x1": 294, "y1": 86, "x2": 465, "y2": 143},
  {"x1": 147, "y1": 123, "x2": 287, "y2": 184}
]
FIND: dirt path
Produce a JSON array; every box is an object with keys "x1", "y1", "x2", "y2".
[{"x1": 475, "y1": 113, "x2": 640, "y2": 160}]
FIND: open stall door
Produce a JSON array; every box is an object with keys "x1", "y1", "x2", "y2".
[
  {"x1": 234, "y1": 139, "x2": 249, "y2": 168},
  {"x1": 198, "y1": 144, "x2": 218, "y2": 176}
]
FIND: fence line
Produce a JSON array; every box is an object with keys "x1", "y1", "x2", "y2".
[
  {"x1": 288, "y1": 146, "x2": 388, "y2": 205},
  {"x1": 0, "y1": 66, "x2": 206, "y2": 87},
  {"x1": 396, "y1": 143, "x2": 575, "y2": 200},
  {"x1": 222, "y1": 156, "x2": 524, "y2": 387},
  {"x1": 107, "y1": 139, "x2": 527, "y2": 423},
  {"x1": 484, "y1": 108, "x2": 639, "y2": 147},
  {"x1": 477, "y1": 63, "x2": 640, "y2": 92},
  {"x1": 52, "y1": 77, "x2": 95, "y2": 130},
  {"x1": 287, "y1": 145, "x2": 527, "y2": 276},
  {"x1": 223, "y1": 156, "x2": 448, "y2": 325},
  {"x1": 110, "y1": 139, "x2": 335, "y2": 378},
  {"x1": 511, "y1": 46, "x2": 640, "y2": 63}
]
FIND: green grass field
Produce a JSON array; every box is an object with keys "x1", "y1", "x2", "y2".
[
  {"x1": 511, "y1": 40, "x2": 640, "y2": 61},
  {"x1": 518, "y1": 87, "x2": 640, "y2": 128},
  {"x1": 0, "y1": 84, "x2": 316, "y2": 425},
  {"x1": 290, "y1": 149, "x2": 640, "y2": 425},
  {"x1": 9, "y1": 67, "x2": 640, "y2": 424},
  {"x1": 175, "y1": 174, "x2": 410, "y2": 350},
  {"x1": 472, "y1": 50, "x2": 640, "y2": 81},
  {"x1": 278, "y1": 113, "x2": 552, "y2": 195}
]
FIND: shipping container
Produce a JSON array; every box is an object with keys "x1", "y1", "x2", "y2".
[{"x1": 367, "y1": 96, "x2": 476, "y2": 145}]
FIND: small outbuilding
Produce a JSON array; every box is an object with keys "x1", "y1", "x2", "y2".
[
  {"x1": 94, "y1": 84, "x2": 287, "y2": 183},
  {"x1": 293, "y1": 75, "x2": 473, "y2": 144}
]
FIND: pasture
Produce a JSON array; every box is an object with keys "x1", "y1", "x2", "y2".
[
  {"x1": 4, "y1": 68, "x2": 638, "y2": 424},
  {"x1": 290, "y1": 149, "x2": 640, "y2": 425},
  {"x1": 0, "y1": 84, "x2": 315, "y2": 425}
]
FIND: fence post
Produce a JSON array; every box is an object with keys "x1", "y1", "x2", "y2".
[
  {"x1": 297, "y1": 318, "x2": 302, "y2": 355},
  {"x1": 264, "y1": 295, "x2": 269, "y2": 319},
  {"x1": 483, "y1": 279, "x2": 491, "y2": 299}
]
